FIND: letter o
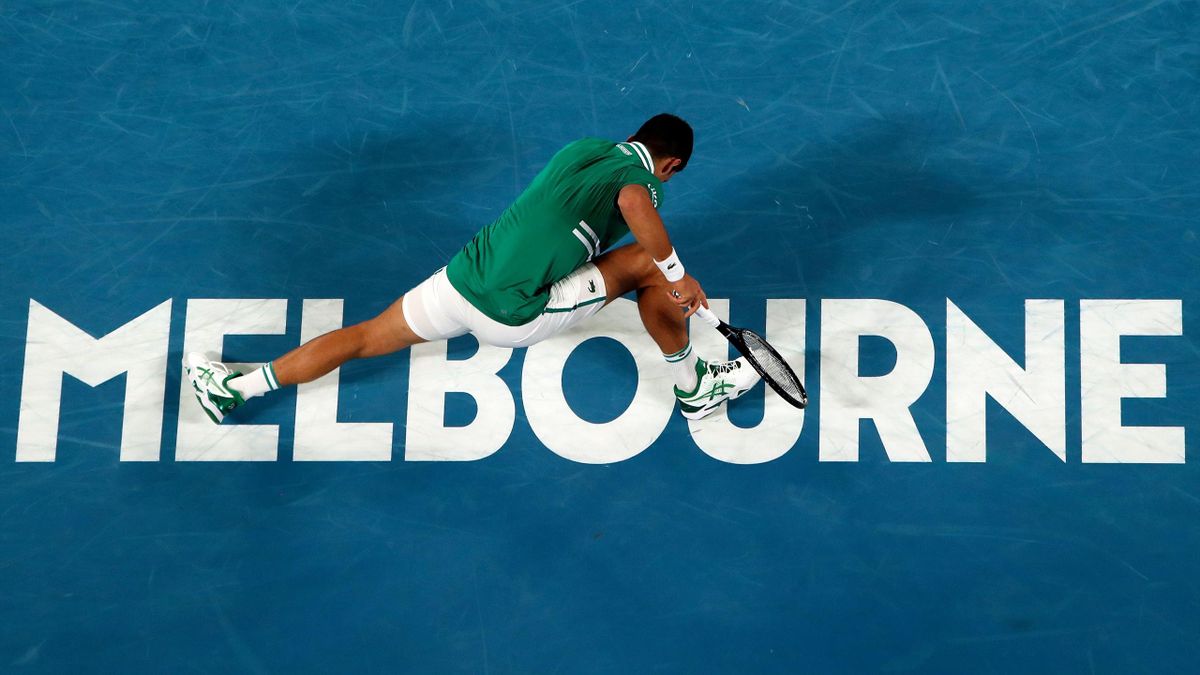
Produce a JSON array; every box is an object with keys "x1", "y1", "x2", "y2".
[{"x1": 522, "y1": 298, "x2": 675, "y2": 463}]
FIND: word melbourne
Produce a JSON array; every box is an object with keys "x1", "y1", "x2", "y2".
[{"x1": 13, "y1": 296, "x2": 1186, "y2": 464}]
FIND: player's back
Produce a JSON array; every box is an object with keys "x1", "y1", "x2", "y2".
[{"x1": 446, "y1": 137, "x2": 662, "y2": 326}]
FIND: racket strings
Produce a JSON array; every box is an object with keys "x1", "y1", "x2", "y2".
[{"x1": 743, "y1": 331, "x2": 806, "y2": 400}]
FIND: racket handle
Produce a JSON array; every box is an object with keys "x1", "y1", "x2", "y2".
[{"x1": 693, "y1": 306, "x2": 721, "y2": 328}]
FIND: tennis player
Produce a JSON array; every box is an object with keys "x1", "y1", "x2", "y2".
[{"x1": 186, "y1": 114, "x2": 760, "y2": 423}]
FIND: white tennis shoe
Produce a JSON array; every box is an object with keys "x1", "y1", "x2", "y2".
[
  {"x1": 675, "y1": 357, "x2": 761, "y2": 420},
  {"x1": 183, "y1": 352, "x2": 245, "y2": 424}
]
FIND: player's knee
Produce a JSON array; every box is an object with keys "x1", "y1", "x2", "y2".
[
  {"x1": 596, "y1": 243, "x2": 662, "y2": 295},
  {"x1": 353, "y1": 318, "x2": 394, "y2": 358},
  {"x1": 629, "y1": 245, "x2": 664, "y2": 286},
  {"x1": 358, "y1": 303, "x2": 422, "y2": 357}
]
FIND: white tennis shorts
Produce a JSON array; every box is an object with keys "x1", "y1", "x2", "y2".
[{"x1": 401, "y1": 264, "x2": 608, "y2": 348}]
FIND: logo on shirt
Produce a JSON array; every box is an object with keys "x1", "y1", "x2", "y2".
[
  {"x1": 647, "y1": 184, "x2": 659, "y2": 208},
  {"x1": 587, "y1": 280, "x2": 596, "y2": 293}
]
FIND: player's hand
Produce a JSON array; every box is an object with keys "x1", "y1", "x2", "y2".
[{"x1": 668, "y1": 274, "x2": 709, "y2": 318}]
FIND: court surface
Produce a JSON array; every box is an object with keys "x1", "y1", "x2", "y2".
[{"x1": 2, "y1": 1, "x2": 1198, "y2": 672}]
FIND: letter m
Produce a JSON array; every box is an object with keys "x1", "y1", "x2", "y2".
[{"x1": 16, "y1": 300, "x2": 172, "y2": 462}]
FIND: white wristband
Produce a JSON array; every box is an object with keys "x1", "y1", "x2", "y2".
[{"x1": 654, "y1": 248, "x2": 686, "y2": 283}]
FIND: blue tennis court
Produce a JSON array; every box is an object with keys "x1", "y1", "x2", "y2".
[{"x1": 2, "y1": 1, "x2": 1197, "y2": 672}]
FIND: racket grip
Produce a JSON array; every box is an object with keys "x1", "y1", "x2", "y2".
[{"x1": 693, "y1": 306, "x2": 721, "y2": 328}]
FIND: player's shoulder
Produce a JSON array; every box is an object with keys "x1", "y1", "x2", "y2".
[
  {"x1": 554, "y1": 137, "x2": 659, "y2": 191},
  {"x1": 555, "y1": 136, "x2": 615, "y2": 158}
]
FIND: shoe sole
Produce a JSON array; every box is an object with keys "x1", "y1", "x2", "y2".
[
  {"x1": 679, "y1": 386, "x2": 753, "y2": 420},
  {"x1": 191, "y1": 389, "x2": 222, "y2": 424}
]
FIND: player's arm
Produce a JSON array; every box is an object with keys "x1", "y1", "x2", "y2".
[{"x1": 617, "y1": 183, "x2": 708, "y2": 316}]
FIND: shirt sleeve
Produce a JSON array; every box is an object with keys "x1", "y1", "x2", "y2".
[{"x1": 620, "y1": 168, "x2": 664, "y2": 210}]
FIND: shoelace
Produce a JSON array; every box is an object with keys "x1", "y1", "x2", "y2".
[{"x1": 708, "y1": 360, "x2": 741, "y2": 376}]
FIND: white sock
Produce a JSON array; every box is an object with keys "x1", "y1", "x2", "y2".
[
  {"x1": 227, "y1": 362, "x2": 280, "y2": 399},
  {"x1": 664, "y1": 343, "x2": 700, "y2": 393}
]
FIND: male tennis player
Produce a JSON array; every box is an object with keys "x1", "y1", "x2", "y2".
[{"x1": 186, "y1": 114, "x2": 760, "y2": 423}]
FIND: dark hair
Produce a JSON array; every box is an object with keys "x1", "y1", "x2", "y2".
[{"x1": 631, "y1": 113, "x2": 693, "y2": 171}]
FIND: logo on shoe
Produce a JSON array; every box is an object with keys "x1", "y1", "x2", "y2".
[
  {"x1": 696, "y1": 381, "x2": 737, "y2": 401},
  {"x1": 587, "y1": 280, "x2": 596, "y2": 293}
]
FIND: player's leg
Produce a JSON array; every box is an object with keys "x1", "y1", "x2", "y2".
[
  {"x1": 183, "y1": 295, "x2": 427, "y2": 424},
  {"x1": 185, "y1": 269, "x2": 469, "y2": 424},
  {"x1": 592, "y1": 244, "x2": 759, "y2": 419},
  {"x1": 271, "y1": 295, "x2": 425, "y2": 386},
  {"x1": 593, "y1": 243, "x2": 688, "y2": 353}
]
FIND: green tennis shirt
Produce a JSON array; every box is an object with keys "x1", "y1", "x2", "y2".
[{"x1": 446, "y1": 138, "x2": 664, "y2": 326}]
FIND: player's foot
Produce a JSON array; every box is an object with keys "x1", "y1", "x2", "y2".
[
  {"x1": 183, "y1": 352, "x2": 246, "y2": 424},
  {"x1": 675, "y1": 357, "x2": 761, "y2": 420}
]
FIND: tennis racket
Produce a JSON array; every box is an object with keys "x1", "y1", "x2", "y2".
[{"x1": 693, "y1": 306, "x2": 808, "y2": 409}]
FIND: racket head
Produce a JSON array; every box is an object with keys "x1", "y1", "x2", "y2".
[{"x1": 727, "y1": 326, "x2": 808, "y2": 409}]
